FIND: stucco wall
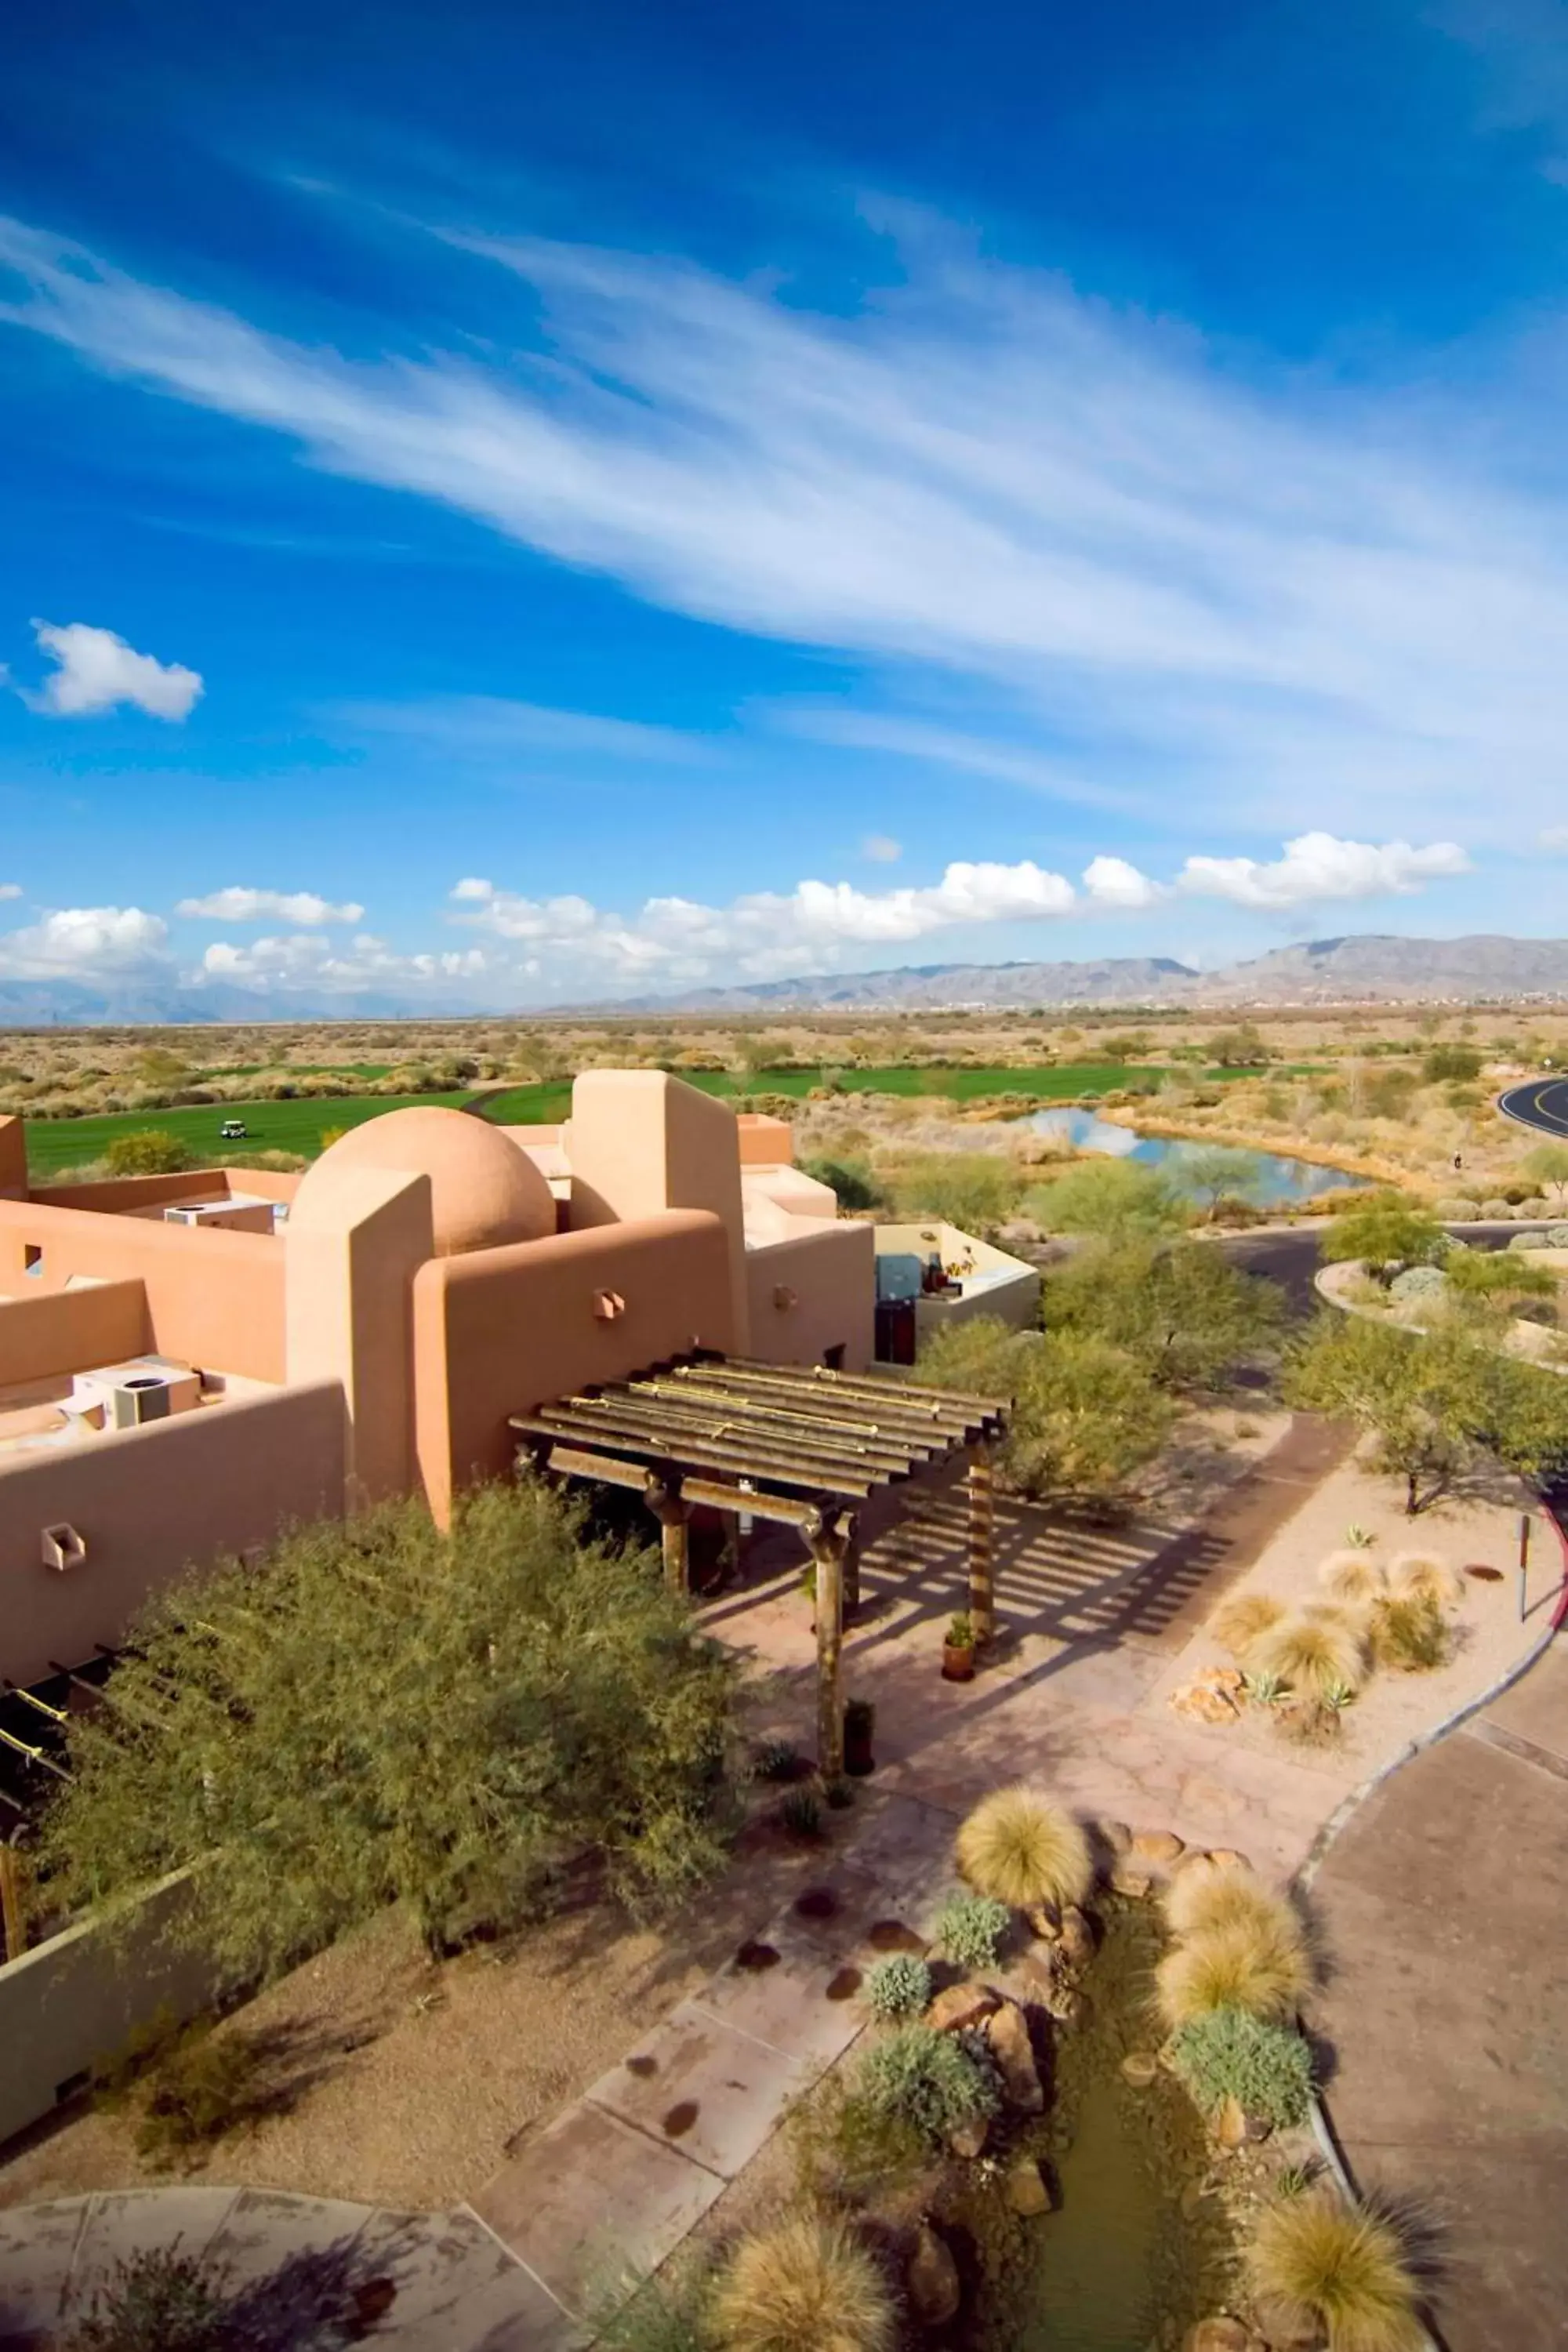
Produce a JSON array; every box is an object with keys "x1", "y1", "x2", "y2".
[
  {"x1": 0, "y1": 1202, "x2": 286, "y2": 1381},
  {"x1": 412, "y1": 1210, "x2": 736, "y2": 1519},
  {"x1": 745, "y1": 1221, "x2": 876, "y2": 1371},
  {"x1": 0, "y1": 1279, "x2": 151, "y2": 1385},
  {"x1": 0, "y1": 1116, "x2": 24, "y2": 1200},
  {"x1": 0, "y1": 1870, "x2": 230, "y2": 2147},
  {"x1": 285, "y1": 1165, "x2": 433, "y2": 1507},
  {"x1": 28, "y1": 1166, "x2": 300, "y2": 1215},
  {"x1": 736, "y1": 1115, "x2": 794, "y2": 1166},
  {"x1": 0, "y1": 1380, "x2": 346, "y2": 1689}
]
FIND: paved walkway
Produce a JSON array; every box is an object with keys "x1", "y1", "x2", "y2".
[{"x1": 1308, "y1": 1638, "x2": 1568, "y2": 2352}]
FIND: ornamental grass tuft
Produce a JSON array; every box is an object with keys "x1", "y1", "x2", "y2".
[
  {"x1": 1317, "y1": 1549, "x2": 1388, "y2": 1607},
  {"x1": 1163, "y1": 1862, "x2": 1304, "y2": 1954},
  {"x1": 710, "y1": 2213, "x2": 896, "y2": 2352},
  {"x1": 955, "y1": 1785, "x2": 1092, "y2": 1912},
  {"x1": 1246, "y1": 2190, "x2": 1426, "y2": 2352},
  {"x1": 1209, "y1": 1590, "x2": 1286, "y2": 1661},
  {"x1": 1388, "y1": 1551, "x2": 1465, "y2": 1611},
  {"x1": 1156, "y1": 1912, "x2": 1312, "y2": 2032},
  {"x1": 1250, "y1": 1610, "x2": 1369, "y2": 1704}
]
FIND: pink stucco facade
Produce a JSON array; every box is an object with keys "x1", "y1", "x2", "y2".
[{"x1": 0, "y1": 1079, "x2": 873, "y2": 1682}]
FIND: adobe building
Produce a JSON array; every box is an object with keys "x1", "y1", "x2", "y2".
[{"x1": 0, "y1": 1073, "x2": 873, "y2": 1690}]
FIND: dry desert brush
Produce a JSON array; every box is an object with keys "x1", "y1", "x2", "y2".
[
  {"x1": 1388, "y1": 1551, "x2": 1465, "y2": 1611},
  {"x1": 1317, "y1": 1549, "x2": 1389, "y2": 1608},
  {"x1": 710, "y1": 2214, "x2": 896, "y2": 2352},
  {"x1": 35, "y1": 1479, "x2": 742, "y2": 1973},
  {"x1": 1247, "y1": 2190, "x2": 1428, "y2": 2352},
  {"x1": 955, "y1": 1784, "x2": 1092, "y2": 1912}
]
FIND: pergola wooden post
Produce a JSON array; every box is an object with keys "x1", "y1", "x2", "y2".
[
  {"x1": 806, "y1": 1504, "x2": 854, "y2": 1780},
  {"x1": 0, "y1": 1842, "x2": 27, "y2": 1962},
  {"x1": 643, "y1": 1468, "x2": 691, "y2": 1595},
  {"x1": 967, "y1": 1439, "x2": 996, "y2": 1646}
]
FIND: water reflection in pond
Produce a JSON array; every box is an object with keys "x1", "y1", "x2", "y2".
[{"x1": 1022, "y1": 1107, "x2": 1367, "y2": 1210}]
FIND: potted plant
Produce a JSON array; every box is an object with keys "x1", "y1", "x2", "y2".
[
  {"x1": 843, "y1": 1697, "x2": 877, "y2": 1777},
  {"x1": 942, "y1": 1612, "x2": 976, "y2": 1682}
]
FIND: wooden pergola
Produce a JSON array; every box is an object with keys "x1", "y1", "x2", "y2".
[{"x1": 511, "y1": 1354, "x2": 1007, "y2": 1777}]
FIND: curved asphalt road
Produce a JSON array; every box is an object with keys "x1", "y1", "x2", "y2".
[{"x1": 1498, "y1": 1076, "x2": 1568, "y2": 1140}]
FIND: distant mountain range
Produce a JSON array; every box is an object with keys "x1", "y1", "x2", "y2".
[
  {"x1": 8, "y1": 932, "x2": 1568, "y2": 1025},
  {"x1": 596, "y1": 934, "x2": 1568, "y2": 1013}
]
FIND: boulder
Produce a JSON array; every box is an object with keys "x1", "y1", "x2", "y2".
[
  {"x1": 1250, "y1": 2298, "x2": 1323, "y2": 2350},
  {"x1": 906, "y1": 2224, "x2": 961, "y2": 2328},
  {"x1": 1058, "y1": 1905, "x2": 1095, "y2": 1969},
  {"x1": 986, "y1": 1999, "x2": 1044, "y2": 2111},
  {"x1": 1098, "y1": 1817, "x2": 1133, "y2": 1856},
  {"x1": 1005, "y1": 2154, "x2": 1054, "y2": 2216},
  {"x1": 927, "y1": 1980, "x2": 1000, "y2": 2034},
  {"x1": 1120, "y1": 2049, "x2": 1160, "y2": 2089},
  {"x1": 1205, "y1": 1848, "x2": 1251, "y2": 1872},
  {"x1": 949, "y1": 2113, "x2": 989, "y2": 2159},
  {"x1": 1183, "y1": 2321, "x2": 1250, "y2": 2352},
  {"x1": 1214, "y1": 2095, "x2": 1248, "y2": 2150},
  {"x1": 1131, "y1": 1829, "x2": 1187, "y2": 1867},
  {"x1": 1171, "y1": 1680, "x2": 1240, "y2": 1726},
  {"x1": 1110, "y1": 1866, "x2": 1153, "y2": 1900},
  {"x1": 1027, "y1": 1900, "x2": 1062, "y2": 1940}
]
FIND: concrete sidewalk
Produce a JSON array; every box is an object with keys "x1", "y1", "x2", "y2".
[{"x1": 1309, "y1": 1641, "x2": 1568, "y2": 2352}]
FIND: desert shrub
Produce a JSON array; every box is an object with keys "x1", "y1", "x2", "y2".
[
  {"x1": 94, "y1": 2011, "x2": 270, "y2": 2161},
  {"x1": 711, "y1": 2214, "x2": 895, "y2": 2352},
  {"x1": 1388, "y1": 1551, "x2": 1465, "y2": 1610},
  {"x1": 1163, "y1": 1864, "x2": 1304, "y2": 1954},
  {"x1": 752, "y1": 1739, "x2": 807, "y2": 1784},
  {"x1": 1369, "y1": 1594, "x2": 1450, "y2": 1673},
  {"x1": 1317, "y1": 1550, "x2": 1388, "y2": 1606},
  {"x1": 802, "y1": 1156, "x2": 883, "y2": 1212},
  {"x1": 1479, "y1": 1197, "x2": 1512, "y2": 1219},
  {"x1": 595, "y1": 2261, "x2": 710, "y2": 2352},
  {"x1": 891, "y1": 1153, "x2": 1025, "y2": 1234},
  {"x1": 1508, "y1": 1229, "x2": 1546, "y2": 1252},
  {"x1": 1431, "y1": 1196, "x2": 1475, "y2": 1221},
  {"x1": 103, "y1": 1129, "x2": 198, "y2": 1176},
  {"x1": 1156, "y1": 1914, "x2": 1312, "y2": 2030},
  {"x1": 1250, "y1": 1610, "x2": 1368, "y2": 1703},
  {"x1": 932, "y1": 1889, "x2": 1012, "y2": 1969},
  {"x1": 1209, "y1": 1590, "x2": 1286, "y2": 1661},
  {"x1": 862, "y1": 1954, "x2": 933, "y2": 2021},
  {"x1": 1246, "y1": 2191, "x2": 1425, "y2": 2352},
  {"x1": 851, "y1": 2022, "x2": 1000, "y2": 2147},
  {"x1": 1388, "y1": 1265, "x2": 1446, "y2": 1305},
  {"x1": 1168, "y1": 2005, "x2": 1315, "y2": 2130},
  {"x1": 955, "y1": 1786, "x2": 1091, "y2": 1912},
  {"x1": 61, "y1": 2246, "x2": 233, "y2": 2352},
  {"x1": 1548, "y1": 1224, "x2": 1568, "y2": 1247}
]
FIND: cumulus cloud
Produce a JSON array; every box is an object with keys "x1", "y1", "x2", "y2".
[
  {"x1": 1176, "y1": 832, "x2": 1472, "y2": 910},
  {"x1": 448, "y1": 832, "x2": 1464, "y2": 985},
  {"x1": 176, "y1": 886, "x2": 366, "y2": 925},
  {"x1": 199, "y1": 931, "x2": 488, "y2": 995},
  {"x1": 4, "y1": 212, "x2": 1568, "y2": 840},
  {"x1": 20, "y1": 619, "x2": 202, "y2": 720},
  {"x1": 0, "y1": 906, "x2": 171, "y2": 979}
]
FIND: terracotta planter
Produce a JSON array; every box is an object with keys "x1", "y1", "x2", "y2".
[{"x1": 942, "y1": 1642, "x2": 975, "y2": 1682}]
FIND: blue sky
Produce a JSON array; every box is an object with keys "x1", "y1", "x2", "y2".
[{"x1": 3, "y1": 0, "x2": 1568, "y2": 1009}]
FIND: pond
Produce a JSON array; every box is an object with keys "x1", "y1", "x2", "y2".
[{"x1": 1022, "y1": 1107, "x2": 1368, "y2": 1210}]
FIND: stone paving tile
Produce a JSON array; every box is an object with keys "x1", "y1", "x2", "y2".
[
  {"x1": 1476, "y1": 1641, "x2": 1568, "y2": 1763},
  {"x1": 470, "y1": 2100, "x2": 726, "y2": 2322},
  {"x1": 335, "y1": 2207, "x2": 528, "y2": 2339},
  {"x1": 690, "y1": 1944, "x2": 873, "y2": 2068},
  {"x1": 67, "y1": 2187, "x2": 240, "y2": 2307},
  {"x1": 586, "y1": 2002, "x2": 818, "y2": 2182},
  {"x1": 0, "y1": 2196, "x2": 89, "y2": 2343},
  {"x1": 396, "y1": 2245, "x2": 590, "y2": 2352}
]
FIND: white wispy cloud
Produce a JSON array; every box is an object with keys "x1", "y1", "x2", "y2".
[
  {"x1": 0, "y1": 906, "x2": 171, "y2": 979},
  {"x1": 0, "y1": 884, "x2": 21, "y2": 902},
  {"x1": 176, "y1": 886, "x2": 366, "y2": 925},
  {"x1": 861, "y1": 834, "x2": 902, "y2": 862},
  {"x1": 448, "y1": 833, "x2": 1466, "y2": 985},
  {"x1": 2, "y1": 211, "x2": 1565, "y2": 840},
  {"x1": 20, "y1": 619, "x2": 203, "y2": 720},
  {"x1": 332, "y1": 694, "x2": 712, "y2": 764}
]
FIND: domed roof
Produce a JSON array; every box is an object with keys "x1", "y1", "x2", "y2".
[{"x1": 295, "y1": 1106, "x2": 556, "y2": 1257}]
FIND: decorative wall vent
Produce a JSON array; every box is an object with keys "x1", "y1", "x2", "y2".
[
  {"x1": 42, "y1": 1523, "x2": 86, "y2": 1573},
  {"x1": 593, "y1": 1290, "x2": 626, "y2": 1322}
]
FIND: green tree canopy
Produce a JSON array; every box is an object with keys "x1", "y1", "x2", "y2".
[
  {"x1": 1028, "y1": 1156, "x2": 1189, "y2": 1241},
  {"x1": 1204, "y1": 1025, "x2": 1271, "y2": 1068},
  {"x1": 1318, "y1": 1193, "x2": 1446, "y2": 1281},
  {"x1": 1422, "y1": 1044, "x2": 1483, "y2": 1083},
  {"x1": 920, "y1": 1316, "x2": 1174, "y2": 1508},
  {"x1": 1043, "y1": 1236, "x2": 1284, "y2": 1392},
  {"x1": 35, "y1": 1482, "x2": 741, "y2": 1975},
  {"x1": 1521, "y1": 1142, "x2": 1568, "y2": 1207},
  {"x1": 1285, "y1": 1312, "x2": 1568, "y2": 1512},
  {"x1": 1174, "y1": 1146, "x2": 1265, "y2": 1220},
  {"x1": 891, "y1": 1153, "x2": 1025, "y2": 1235},
  {"x1": 802, "y1": 1155, "x2": 884, "y2": 1212}
]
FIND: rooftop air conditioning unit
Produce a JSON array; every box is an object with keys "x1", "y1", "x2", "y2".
[{"x1": 106, "y1": 1367, "x2": 201, "y2": 1428}]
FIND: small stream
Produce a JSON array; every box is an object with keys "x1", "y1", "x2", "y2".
[
  {"x1": 1014, "y1": 2073, "x2": 1161, "y2": 2350},
  {"x1": 1023, "y1": 1106, "x2": 1367, "y2": 1210}
]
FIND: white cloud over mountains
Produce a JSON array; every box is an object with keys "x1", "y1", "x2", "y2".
[
  {"x1": 176, "y1": 887, "x2": 366, "y2": 925},
  {"x1": 0, "y1": 906, "x2": 170, "y2": 979},
  {"x1": 20, "y1": 620, "x2": 202, "y2": 720},
  {"x1": 1, "y1": 210, "x2": 1564, "y2": 841}
]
